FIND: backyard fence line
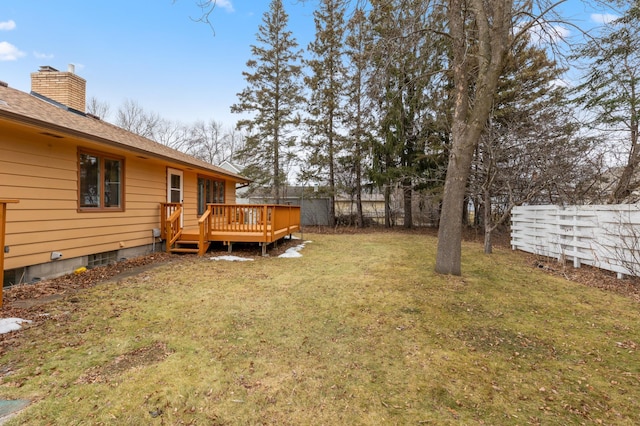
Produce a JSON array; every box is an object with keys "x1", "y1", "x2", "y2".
[{"x1": 511, "y1": 204, "x2": 640, "y2": 278}]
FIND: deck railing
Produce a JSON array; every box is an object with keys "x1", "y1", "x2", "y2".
[
  {"x1": 160, "y1": 202, "x2": 182, "y2": 240},
  {"x1": 206, "y1": 203, "x2": 301, "y2": 242},
  {"x1": 163, "y1": 204, "x2": 183, "y2": 253},
  {"x1": 197, "y1": 207, "x2": 211, "y2": 256}
]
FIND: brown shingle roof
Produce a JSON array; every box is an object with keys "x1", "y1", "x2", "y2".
[{"x1": 0, "y1": 84, "x2": 249, "y2": 183}]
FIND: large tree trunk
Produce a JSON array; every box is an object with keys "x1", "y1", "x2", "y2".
[
  {"x1": 356, "y1": 178, "x2": 364, "y2": 228},
  {"x1": 609, "y1": 112, "x2": 639, "y2": 203},
  {"x1": 483, "y1": 187, "x2": 493, "y2": 254},
  {"x1": 273, "y1": 118, "x2": 281, "y2": 204},
  {"x1": 403, "y1": 178, "x2": 413, "y2": 228},
  {"x1": 384, "y1": 184, "x2": 392, "y2": 227},
  {"x1": 435, "y1": 0, "x2": 512, "y2": 275},
  {"x1": 435, "y1": 132, "x2": 478, "y2": 274}
]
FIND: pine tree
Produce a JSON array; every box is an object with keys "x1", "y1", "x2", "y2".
[
  {"x1": 368, "y1": 0, "x2": 435, "y2": 228},
  {"x1": 343, "y1": 7, "x2": 375, "y2": 227},
  {"x1": 571, "y1": 2, "x2": 640, "y2": 203},
  {"x1": 231, "y1": 0, "x2": 304, "y2": 203},
  {"x1": 303, "y1": 0, "x2": 348, "y2": 226}
]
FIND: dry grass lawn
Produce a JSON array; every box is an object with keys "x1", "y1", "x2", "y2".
[{"x1": 1, "y1": 232, "x2": 639, "y2": 425}]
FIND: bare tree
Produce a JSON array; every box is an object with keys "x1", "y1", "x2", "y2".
[
  {"x1": 153, "y1": 119, "x2": 190, "y2": 151},
  {"x1": 435, "y1": 0, "x2": 570, "y2": 275},
  {"x1": 116, "y1": 99, "x2": 162, "y2": 139},
  {"x1": 468, "y1": 35, "x2": 603, "y2": 253},
  {"x1": 188, "y1": 119, "x2": 244, "y2": 165},
  {"x1": 86, "y1": 96, "x2": 111, "y2": 120}
]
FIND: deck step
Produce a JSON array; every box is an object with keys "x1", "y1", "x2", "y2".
[
  {"x1": 170, "y1": 247, "x2": 200, "y2": 254},
  {"x1": 175, "y1": 240, "x2": 199, "y2": 245}
]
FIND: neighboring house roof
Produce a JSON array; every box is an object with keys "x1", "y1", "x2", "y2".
[
  {"x1": 0, "y1": 84, "x2": 250, "y2": 183},
  {"x1": 218, "y1": 160, "x2": 243, "y2": 175}
]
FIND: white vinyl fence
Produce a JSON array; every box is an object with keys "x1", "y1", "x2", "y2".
[{"x1": 511, "y1": 204, "x2": 640, "y2": 278}]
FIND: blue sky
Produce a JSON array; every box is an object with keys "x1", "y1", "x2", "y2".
[
  {"x1": 0, "y1": 0, "x2": 623, "y2": 129},
  {"x1": 0, "y1": 0, "x2": 317, "y2": 127}
]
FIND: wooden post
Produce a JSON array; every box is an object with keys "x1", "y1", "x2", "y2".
[{"x1": 1, "y1": 199, "x2": 19, "y2": 309}]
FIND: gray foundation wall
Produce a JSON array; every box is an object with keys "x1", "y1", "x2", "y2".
[{"x1": 9, "y1": 242, "x2": 163, "y2": 285}]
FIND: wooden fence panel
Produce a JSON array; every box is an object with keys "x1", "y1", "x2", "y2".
[{"x1": 511, "y1": 204, "x2": 640, "y2": 278}]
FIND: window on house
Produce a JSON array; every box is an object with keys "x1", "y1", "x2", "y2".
[
  {"x1": 197, "y1": 177, "x2": 225, "y2": 215},
  {"x1": 88, "y1": 250, "x2": 118, "y2": 268},
  {"x1": 79, "y1": 151, "x2": 124, "y2": 211}
]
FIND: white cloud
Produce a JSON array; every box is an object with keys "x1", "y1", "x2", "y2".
[
  {"x1": 0, "y1": 20, "x2": 16, "y2": 31},
  {"x1": 591, "y1": 13, "x2": 619, "y2": 25},
  {"x1": 515, "y1": 21, "x2": 571, "y2": 45},
  {"x1": 34, "y1": 51, "x2": 54, "y2": 59},
  {"x1": 550, "y1": 78, "x2": 570, "y2": 88},
  {"x1": 552, "y1": 25, "x2": 571, "y2": 39},
  {"x1": 0, "y1": 41, "x2": 26, "y2": 61},
  {"x1": 216, "y1": 0, "x2": 234, "y2": 13}
]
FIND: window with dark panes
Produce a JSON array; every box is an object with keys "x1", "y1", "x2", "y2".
[
  {"x1": 79, "y1": 151, "x2": 124, "y2": 211},
  {"x1": 197, "y1": 177, "x2": 225, "y2": 215}
]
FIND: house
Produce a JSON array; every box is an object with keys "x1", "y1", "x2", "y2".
[
  {"x1": 334, "y1": 189, "x2": 387, "y2": 225},
  {"x1": 0, "y1": 66, "x2": 260, "y2": 285},
  {"x1": 218, "y1": 160, "x2": 249, "y2": 200}
]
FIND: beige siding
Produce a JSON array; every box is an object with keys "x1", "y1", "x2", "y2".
[
  {"x1": 1, "y1": 128, "x2": 238, "y2": 270},
  {"x1": 225, "y1": 180, "x2": 237, "y2": 203},
  {"x1": 183, "y1": 171, "x2": 198, "y2": 227}
]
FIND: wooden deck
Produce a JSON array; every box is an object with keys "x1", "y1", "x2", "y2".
[{"x1": 161, "y1": 203, "x2": 301, "y2": 256}]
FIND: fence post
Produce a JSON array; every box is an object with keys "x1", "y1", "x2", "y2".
[{"x1": 572, "y1": 206, "x2": 581, "y2": 268}]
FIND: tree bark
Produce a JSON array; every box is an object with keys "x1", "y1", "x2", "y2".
[
  {"x1": 609, "y1": 101, "x2": 639, "y2": 203},
  {"x1": 483, "y1": 187, "x2": 493, "y2": 254},
  {"x1": 403, "y1": 178, "x2": 413, "y2": 228},
  {"x1": 384, "y1": 184, "x2": 392, "y2": 227},
  {"x1": 435, "y1": 132, "x2": 478, "y2": 274},
  {"x1": 435, "y1": 0, "x2": 512, "y2": 275}
]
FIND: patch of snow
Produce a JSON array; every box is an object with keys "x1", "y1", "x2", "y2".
[
  {"x1": 210, "y1": 256, "x2": 254, "y2": 262},
  {"x1": 0, "y1": 318, "x2": 32, "y2": 335},
  {"x1": 278, "y1": 240, "x2": 312, "y2": 258}
]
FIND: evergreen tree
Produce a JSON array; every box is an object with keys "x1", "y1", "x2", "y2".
[
  {"x1": 303, "y1": 0, "x2": 348, "y2": 226},
  {"x1": 571, "y1": 2, "x2": 640, "y2": 203},
  {"x1": 231, "y1": 0, "x2": 304, "y2": 203},
  {"x1": 343, "y1": 7, "x2": 375, "y2": 227},
  {"x1": 368, "y1": 0, "x2": 438, "y2": 228}
]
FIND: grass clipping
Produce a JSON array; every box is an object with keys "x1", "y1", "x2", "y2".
[{"x1": 1, "y1": 232, "x2": 640, "y2": 425}]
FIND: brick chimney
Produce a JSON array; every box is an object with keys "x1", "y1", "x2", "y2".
[{"x1": 31, "y1": 65, "x2": 86, "y2": 113}]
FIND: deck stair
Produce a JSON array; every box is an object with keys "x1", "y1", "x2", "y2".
[
  {"x1": 168, "y1": 229, "x2": 210, "y2": 255},
  {"x1": 170, "y1": 239, "x2": 202, "y2": 254}
]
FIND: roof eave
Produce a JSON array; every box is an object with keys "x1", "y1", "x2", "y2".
[{"x1": 0, "y1": 109, "x2": 251, "y2": 184}]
